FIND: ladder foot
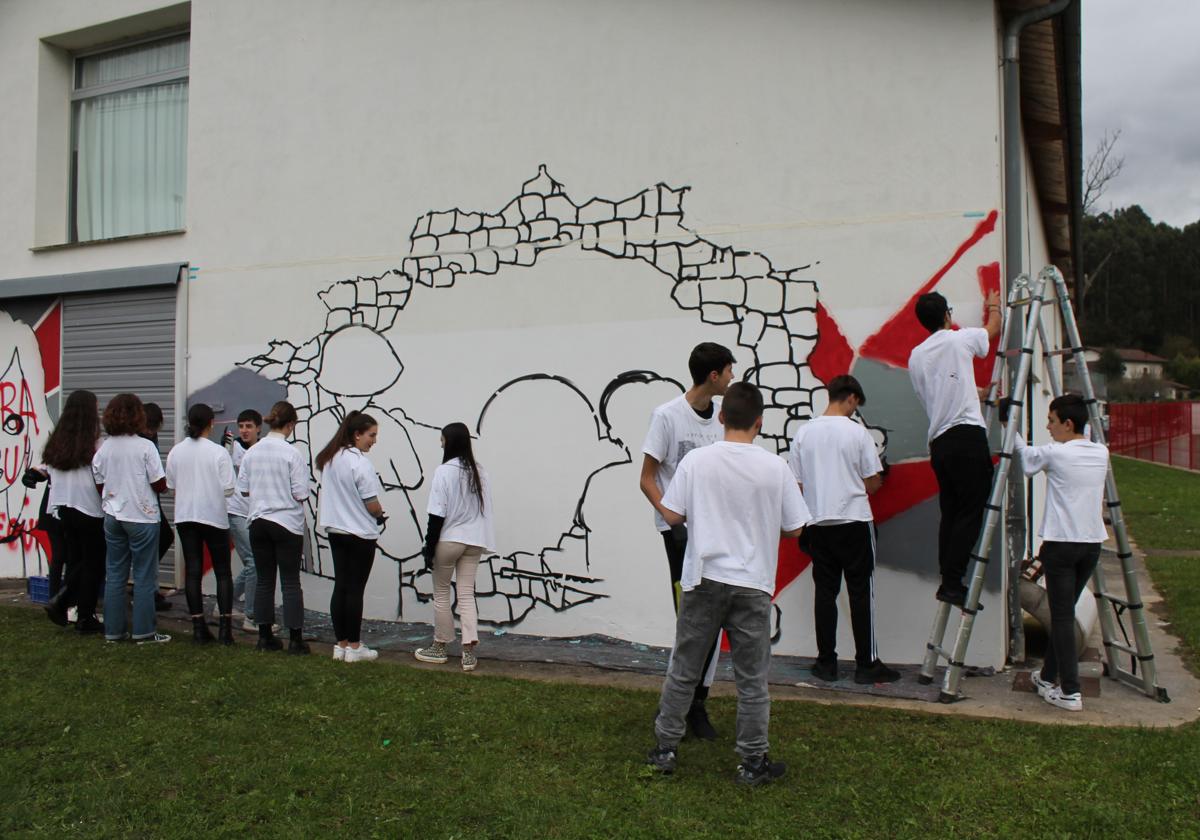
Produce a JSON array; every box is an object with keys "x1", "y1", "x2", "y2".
[
  {"x1": 916, "y1": 674, "x2": 934, "y2": 685},
  {"x1": 1156, "y1": 687, "x2": 1171, "y2": 704},
  {"x1": 937, "y1": 691, "x2": 963, "y2": 704}
]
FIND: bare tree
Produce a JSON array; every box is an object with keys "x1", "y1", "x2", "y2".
[{"x1": 1083, "y1": 128, "x2": 1125, "y2": 216}]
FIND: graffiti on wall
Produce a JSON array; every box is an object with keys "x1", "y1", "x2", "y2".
[
  {"x1": 0, "y1": 305, "x2": 58, "y2": 577},
  {"x1": 223, "y1": 166, "x2": 998, "y2": 630}
]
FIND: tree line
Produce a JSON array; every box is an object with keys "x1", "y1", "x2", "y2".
[{"x1": 1080, "y1": 205, "x2": 1200, "y2": 393}]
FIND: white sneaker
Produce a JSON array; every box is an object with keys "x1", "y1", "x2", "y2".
[
  {"x1": 1044, "y1": 685, "x2": 1083, "y2": 711},
  {"x1": 67, "y1": 607, "x2": 78, "y2": 624},
  {"x1": 345, "y1": 644, "x2": 379, "y2": 663},
  {"x1": 1030, "y1": 669, "x2": 1054, "y2": 698},
  {"x1": 332, "y1": 645, "x2": 346, "y2": 662},
  {"x1": 136, "y1": 633, "x2": 172, "y2": 645}
]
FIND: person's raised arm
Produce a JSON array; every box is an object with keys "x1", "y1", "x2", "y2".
[{"x1": 984, "y1": 289, "x2": 1002, "y2": 341}]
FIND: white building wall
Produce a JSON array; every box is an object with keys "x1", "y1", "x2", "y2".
[{"x1": 0, "y1": 0, "x2": 1034, "y2": 666}]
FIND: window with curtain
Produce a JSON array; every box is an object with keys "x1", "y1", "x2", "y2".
[{"x1": 70, "y1": 34, "x2": 189, "y2": 242}]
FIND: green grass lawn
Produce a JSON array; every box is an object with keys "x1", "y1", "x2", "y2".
[
  {"x1": 1112, "y1": 456, "x2": 1200, "y2": 551},
  {"x1": 1, "y1": 606, "x2": 1198, "y2": 839},
  {"x1": 0, "y1": 458, "x2": 1197, "y2": 838}
]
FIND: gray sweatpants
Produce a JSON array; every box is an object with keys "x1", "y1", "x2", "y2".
[{"x1": 654, "y1": 577, "x2": 772, "y2": 758}]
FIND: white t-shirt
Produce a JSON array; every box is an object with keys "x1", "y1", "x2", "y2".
[
  {"x1": 660, "y1": 441, "x2": 810, "y2": 595},
  {"x1": 318, "y1": 447, "x2": 384, "y2": 540},
  {"x1": 641, "y1": 394, "x2": 723, "y2": 531},
  {"x1": 47, "y1": 464, "x2": 103, "y2": 518},
  {"x1": 235, "y1": 433, "x2": 310, "y2": 535},
  {"x1": 788, "y1": 415, "x2": 882, "y2": 524},
  {"x1": 908, "y1": 327, "x2": 990, "y2": 442},
  {"x1": 92, "y1": 435, "x2": 167, "y2": 524},
  {"x1": 1015, "y1": 436, "x2": 1110, "y2": 543},
  {"x1": 166, "y1": 436, "x2": 235, "y2": 529},
  {"x1": 227, "y1": 439, "x2": 253, "y2": 518},
  {"x1": 427, "y1": 457, "x2": 495, "y2": 551}
]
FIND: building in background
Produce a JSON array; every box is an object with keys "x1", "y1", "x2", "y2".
[{"x1": 0, "y1": 0, "x2": 1083, "y2": 667}]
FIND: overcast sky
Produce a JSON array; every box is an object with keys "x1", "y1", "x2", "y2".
[{"x1": 1083, "y1": 0, "x2": 1200, "y2": 228}]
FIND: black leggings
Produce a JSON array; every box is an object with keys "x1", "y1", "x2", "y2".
[
  {"x1": 177, "y1": 521, "x2": 233, "y2": 616},
  {"x1": 328, "y1": 532, "x2": 377, "y2": 643},
  {"x1": 59, "y1": 507, "x2": 106, "y2": 618},
  {"x1": 929, "y1": 423, "x2": 994, "y2": 588},
  {"x1": 250, "y1": 518, "x2": 305, "y2": 630}
]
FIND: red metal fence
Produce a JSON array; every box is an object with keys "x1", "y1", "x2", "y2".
[{"x1": 1108, "y1": 401, "x2": 1200, "y2": 471}]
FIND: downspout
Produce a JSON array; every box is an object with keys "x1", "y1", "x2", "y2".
[{"x1": 1002, "y1": 0, "x2": 1071, "y2": 665}]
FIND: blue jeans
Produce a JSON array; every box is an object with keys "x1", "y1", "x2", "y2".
[
  {"x1": 103, "y1": 516, "x2": 161, "y2": 640},
  {"x1": 229, "y1": 514, "x2": 257, "y2": 619}
]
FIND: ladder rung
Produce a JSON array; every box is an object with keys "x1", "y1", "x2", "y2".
[
  {"x1": 1096, "y1": 592, "x2": 1143, "y2": 610},
  {"x1": 1103, "y1": 640, "x2": 1139, "y2": 656}
]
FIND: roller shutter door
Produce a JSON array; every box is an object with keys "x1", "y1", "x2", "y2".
[{"x1": 61, "y1": 286, "x2": 178, "y2": 584}]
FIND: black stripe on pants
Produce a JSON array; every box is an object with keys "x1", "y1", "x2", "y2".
[
  {"x1": 59, "y1": 506, "x2": 106, "y2": 618},
  {"x1": 249, "y1": 518, "x2": 305, "y2": 630},
  {"x1": 800, "y1": 521, "x2": 877, "y2": 667},
  {"x1": 176, "y1": 521, "x2": 233, "y2": 616},
  {"x1": 928, "y1": 423, "x2": 994, "y2": 588},
  {"x1": 328, "y1": 532, "x2": 377, "y2": 643},
  {"x1": 662, "y1": 529, "x2": 719, "y2": 697}
]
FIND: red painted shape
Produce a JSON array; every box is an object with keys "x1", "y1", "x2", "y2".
[
  {"x1": 868, "y1": 460, "x2": 941, "y2": 525},
  {"x1": 33, "y1": 302, "x2": 61, "y2": 395},
  {"x1": 973, "y1": 262, "x2": 1001, "y2": 386},
  {"x1": 809, "y1": 303, "x2": 855, "y2": 382},
  {"x1": 774, "y1": 535, "x2": 813, "y2": 596},
  {"x1": 858, "y1": 211, "x2": 999, "y2": 369}
]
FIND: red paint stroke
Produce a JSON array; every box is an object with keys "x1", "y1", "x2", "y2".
[
  {"x1": 868, "y1": 460, "x2": 940, "y2": 525},
  {"x1": 810, "y1": 302, "x2": 855, "y2": 382},
  {"x1": 33, "y1": 302, "x2": 61, "y2": 395},
  {"x1": 858, "y1": 211, "x2": 999, "y2": 369},
  {"x1": 973, "y1": 262, "x2": 1001, "y2": 386}
]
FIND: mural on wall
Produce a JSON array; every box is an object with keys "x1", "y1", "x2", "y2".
[
  {"x1": 208, "y1": 165, "x2": 1000, "y2": 636},
  {"x1": 0, "y1": 303, "x2": 59, "y2": 578}
]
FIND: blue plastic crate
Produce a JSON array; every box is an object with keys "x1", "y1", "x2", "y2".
[{"x1": 27, "y1": 575, "x2": 50, "y2": 604}]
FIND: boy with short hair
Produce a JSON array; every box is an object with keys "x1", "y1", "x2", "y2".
[
  {"x1": 908, "y1": 290, "x2": 1001, "y2": 607},
  {"x1": 647, "y1": 382, "x2": 810, "y2": 786},
  {"x1": 640, "y1": 342, "x2": 736, "y2": 740},
  {"x1": 1010, "y1": 394, "x2": 1110, "y2": 712},
  {"x1": 226, "y1": 409, "x2": 264, "y2": 630},
  {"x1": 788, "y1": 374, "x2": 899, "y2": 685}
]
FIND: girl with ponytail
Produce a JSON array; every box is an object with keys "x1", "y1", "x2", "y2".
[
  {"x1": 414, "y1": 422, "x2": 494, "y2": 671},
  {"x1": 165, "y1": 404, "x2": 237, "y2": 644},
  {"x1": 316, "y1": 410, "x2": 385, "y2": 662},
  {"x1": 235, "y1": 400, "x2": 311, "y2": 653}
]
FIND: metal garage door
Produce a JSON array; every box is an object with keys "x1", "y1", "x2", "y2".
[{"x1": 61, "y1": 286, "x2": 178, "y2": 584}]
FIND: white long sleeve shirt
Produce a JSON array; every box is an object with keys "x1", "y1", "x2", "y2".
[{"x1": 1014, "y1": 435, "x2": 1109, "y2": 543}]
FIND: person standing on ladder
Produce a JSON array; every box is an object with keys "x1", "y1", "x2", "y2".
[
  {"x1": 908, "y1": 290, "x2": 1001, "y2": 607},
  {"x1": 639, "y1": 342, "x2": 735, "y2": 740},
  {"x1": 1005, "y1": 394, "x2": 1110, "y2": 712}
]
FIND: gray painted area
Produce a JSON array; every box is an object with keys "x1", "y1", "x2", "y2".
[
  {"x1": 0, "y1": 263, "x2": 184, "y2": 300},
  {"x1": 876, "y1": 497, "x2": 1003, "y2": 593},
  {"x1": 852, "y1": 356, "x2": 929, "y2": 462},
  {"x1": 0, "y1": 296, "x2": 54, "y2": 330},
  {"x1": 187, "y1": 367, "x2": 287, "y2": 425}
]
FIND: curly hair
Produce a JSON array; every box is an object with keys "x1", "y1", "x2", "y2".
[
  {"x1": 102, "y1": 393, "x2": 147, "y2": 437},
  {"x1": 42, "y1": 390, "x2": 100, "y2": 470}
]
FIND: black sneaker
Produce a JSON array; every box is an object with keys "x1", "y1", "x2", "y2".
[
  {"x1": 854, "y1": 660, "x2": 901, "y2": 685},
  {"x1": 154, "y1": 592, "x2": 171, "y2": 612},
  {"x1": 256, "y1": 636, "x2": 284, "y2": 652},
  {"x1": 810, "y1": 660, "x2": 839, "y2": 682},
  {"x1": 646, "y1": 744, "x2": 677, "y2": 774},
  {"x1": 288, "y1": 639, "x2": 311, "y2": 656},
  {"x1": 686, "y1": 701, "x2": 718, "y2": 741},
  {"x1": 934, "y1": 585, "x2": 983, "y2": 610},
  {"x1": 736, "y1": 754, "x2": 787, "y2": 787},
  {"x1": 76, "y1": 616, "x2": 104, "y2": 635}
]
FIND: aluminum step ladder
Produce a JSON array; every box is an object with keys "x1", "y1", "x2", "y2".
[{"x1": 917, "y1": 265, "x2": 1169, "y2": 703}]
